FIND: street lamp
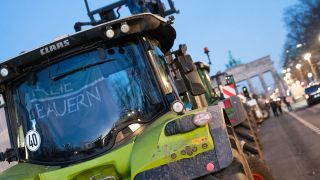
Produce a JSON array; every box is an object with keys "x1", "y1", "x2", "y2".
[
  {"x1": 284, "y1": 73, "x2": 292, "y2": 86},
  {"x1": 303, "y1": 52, "x2": 311, "y2": 61},
  {"x1": 286, "y1": 68, "x2": 291, "y2": 72},
  {"x1": 285, "y1": 72, "x2": 291, "y2": 78},
  {"x1": 307, "y1": 72, "x2": 313, "y2": 84},
  {"x1": 296, "y1": 63, "x2": 304, "y2": 82},
  {"x1": 295, "y1": 63, "x2": 301, "y2": 69},
  {"x1": 303, "y1": 52, "x2": 318, "y2": 81}
]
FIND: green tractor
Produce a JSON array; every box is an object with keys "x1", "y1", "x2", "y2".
[
  {"x1": 0, "y1": 1, "x2": 255, "y2": 179},
  {"x1": 169, "y1": 50, "x2": 263, "y2": 159},
  {"x1": 194, "y1": 61, "x2": 273, "y2": 180}
]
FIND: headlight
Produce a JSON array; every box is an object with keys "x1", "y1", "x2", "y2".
[
  {"x1": 192, "y1": 112, "x2": 212, "y2": 126},
  {"x1": 120, "y1": 22, "x2": 130, "y2": 33},
  {"x1": 305, "y1": 94, "x2": 309, "y2": 99},
  {"x1": 105, "y1": 27, "x2": 115, "y2": 39},
  {"x1": 0, "y1": 67, "x2": 9, "y2": 77},
  {"x1": 171, "y1": 101, "x2": 184, "y2": 115}
]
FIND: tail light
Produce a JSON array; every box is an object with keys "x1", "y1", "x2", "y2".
[
  {"x1": 223, "y1": 99, "x2": 232, "y2": 109},
  {"x1": 206, "y1": 162, "x2": 215, "y2": 172}
]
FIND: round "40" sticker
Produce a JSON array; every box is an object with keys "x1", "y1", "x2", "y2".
[{"x1": 25, "y1": 130, "x2": 41, "y2": 152}]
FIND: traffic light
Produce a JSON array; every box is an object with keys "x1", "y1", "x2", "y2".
[{"x1": 242, "y1": 86, "x2": 250, "y2": 99}]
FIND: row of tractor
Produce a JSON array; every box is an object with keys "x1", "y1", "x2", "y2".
[
  {"x1": 167, "y1": 44, "x2": 273, "y2": 179},
  {"x1": 0, "y1": 0, "x2": 273, "y2": 179}
]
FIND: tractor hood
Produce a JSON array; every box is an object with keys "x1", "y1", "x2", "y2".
[
  {"x1": 0, "y1": 106, "x2": 233, "y2": 180},
  {"x1": 0, "y1": 111, "x2": 205, "y2": 179}
]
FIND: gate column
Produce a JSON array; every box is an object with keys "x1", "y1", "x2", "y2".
[{"x1": 259, "y1": 73, "x2": 269, "y2": 97}]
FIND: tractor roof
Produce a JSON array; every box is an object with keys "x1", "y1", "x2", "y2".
[{"x1": 0, "y1": 13, "x2": 176, "y2": 83}]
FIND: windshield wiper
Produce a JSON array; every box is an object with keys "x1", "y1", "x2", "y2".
[
  {"x1": 52, "y1": 58, "x2": 115, "y2": 81},
  {"x1": 98, "y1": 110, "x2": 144, "y2": 148},
  {"x1": 67, "y1": 111, "x2": 145, "y2": 157}
]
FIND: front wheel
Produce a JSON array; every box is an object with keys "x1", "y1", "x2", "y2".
[{"x1": 247, "y1": 156, "x2": 273, "y2": 180}]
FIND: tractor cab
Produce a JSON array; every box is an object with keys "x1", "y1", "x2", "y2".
[
  {"x1": 0, "y1": 1, "x2": 258, "y2": 179},
  {"x1": 196, "y1": 61, "x2": 266, "y2": 166},
  {"x1": 0, "y1": 10, "x2": 236, "y2": 180},
  {"x1": 194, "y1": 61, "x2": 219, "y2": 105},
  {"x1": 0, "y1": 12, "x2": 177, "y2": 174}
]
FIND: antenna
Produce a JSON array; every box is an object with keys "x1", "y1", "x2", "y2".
[{"x1": 84, "y1": 0, "x2": 94, "y2": 22}]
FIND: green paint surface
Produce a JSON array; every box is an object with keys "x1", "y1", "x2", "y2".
[{"x1": 0, "y1": 108, "x2": 215, "y2": 180}]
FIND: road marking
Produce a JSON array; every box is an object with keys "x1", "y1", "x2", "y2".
[{"x1": 288, "y1": 112, "x2": 320, "y2": 135}]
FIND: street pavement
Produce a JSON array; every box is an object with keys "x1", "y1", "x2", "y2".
[
  {"x1": 0, "y1": 109, "x2": 15, "y2": 172},
  {"x1": 260, "y1": 100, "x2": 320, "y2": 180}
]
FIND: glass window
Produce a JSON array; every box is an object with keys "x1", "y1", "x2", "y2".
[
  {"x1": 150, "y1": 43, "x2": 174, "y2": 94},
  {"x1": 13, "y1": 41, "x2": 166, "y2": 163},
  {"x1": 305, "y1": 85, "x2": 320, "y2": 94}
]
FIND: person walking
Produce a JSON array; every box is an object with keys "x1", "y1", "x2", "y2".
[
  {"x1": 270, "y1": 99, "x2": 279, "y2": 117},
  {"x1": 282, "y1": 96, "x2": 292, "y2": 111},
  {"x1": 277, "y1": 99, "x2": 283, "y2": 114}
]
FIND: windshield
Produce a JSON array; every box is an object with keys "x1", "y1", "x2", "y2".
[
  {"x1": 13, "y1": 41, "x2": 166, "y2": 163},
  {"x1": 305, "y1": 85, "x2": 320, "y2": 94}
]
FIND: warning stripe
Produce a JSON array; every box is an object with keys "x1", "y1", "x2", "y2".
[
  {"x1": 228, "y1": 83, "x2": 235, "y2": 89},
  {"x1": 222, "y1": 84, "x2": 237, "y2": 98},
  {"x1": 223, "y1": 85, "x2": 236, "y2": 94},
  {"x1": 223, "y1": 89, "x2": 234, "y2": 98}
]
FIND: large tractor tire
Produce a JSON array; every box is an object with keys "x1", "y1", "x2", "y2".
[
  {"x1": 242, "y1": 141, "x2": 259, "y2": 155},
  {"x1": 246, "y1": 156, "x2": 273, "y2": 180},
  {"x1": 235, "y1": 119, "x2": 263, "y2": 159},
  {"x1": 235, "y1": 127, "x2": 255, "y2": 142},
  {"x1": 213, "y1": 148, "x2": 250, "y2": 180}
]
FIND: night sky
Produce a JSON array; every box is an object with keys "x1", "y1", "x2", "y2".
[{"x1": 0, "y1": 0, "x2": 297, "y2": 76}]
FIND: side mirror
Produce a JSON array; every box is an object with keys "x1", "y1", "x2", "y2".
[
  {"x1": 172, "y1": 44, "x2": 206, "y2": 96},
  {"x1": 175, "y1": 54, "x2": 206, "y2": 96},
  {"x1": 0, "y1": 94, "x2": 5, "y2": 108},
  {"x1": 177, "y1": 55, "x2": 194, "y2": 73},
  {"x1": 174, "y1": 79, "x2": 187, "y2": 95},
  {"x1": 184, "y1": 66, "x2": 206, "y2": 96}
]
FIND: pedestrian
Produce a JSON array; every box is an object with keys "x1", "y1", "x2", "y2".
[
  {"x1": 277, "y1": 99, "x2": 283, "y2": 114},
  {"x1": 282, "y1": 96, "x2": 292, "y2": 111},
  {"x1": 270, "y1": 99, "x2": 279, "y2": 117}
]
